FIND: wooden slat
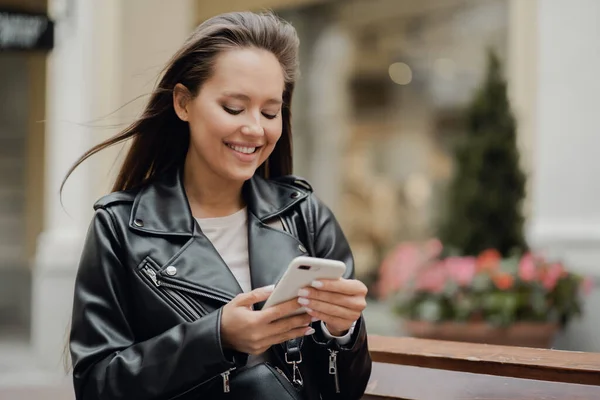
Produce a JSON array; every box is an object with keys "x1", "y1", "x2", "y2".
[
  {"x1": 368, "y1": 335, "x2": 600, "y2": 386},
  {"x1": 363, "y1": 362, "x2": 600, "y2": 400}
]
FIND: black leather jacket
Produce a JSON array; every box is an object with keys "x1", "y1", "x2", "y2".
[{"x1": 69, "y1": 168, "x2": 372, "y2": 400}]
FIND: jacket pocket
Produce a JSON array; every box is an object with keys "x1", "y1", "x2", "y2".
[{"x1": 137, "y1": 258, "x2": 211, "y2": 322}]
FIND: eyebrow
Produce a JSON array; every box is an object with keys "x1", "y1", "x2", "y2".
[{"x1": 222, "y1": 92, "x2": 283, "y2": 106}]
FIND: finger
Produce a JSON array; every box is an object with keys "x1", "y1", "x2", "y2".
[
  {"x1": 267, "y1": 325, "x2": 316, "y2": 347},
  {"x1": 233, "y1": 285, "x2": 275, "y2": 307},
  {"x1": 305, "y1": 308, "x2": 355, "y2": 331},
  {"x1": 310, "y1": 278, "x2": 368, "y2": 296},
  {"x1": 261, "y1": 297, "x2": 306, "y2": 322},
  {"x1": 252, "y1": 316, "x2": 312, "y2": 353},
  {"x1": 265, "y1": 313, "x2": 313, "y2": 337},
  {"x1": 301, "y1": 298, "x2": 360, "y2": 321},
  {"x1": 298, "y1": 288, "x2": 366, "y2": 311},
  {"x1": 246, "y1": 312, "x2": 311, "y2": 345}
]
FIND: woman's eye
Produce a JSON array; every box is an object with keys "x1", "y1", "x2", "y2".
[
  {"x1": 262, "y1": 112, "x2": 278, "y2": 120},
  {"x1": 223, "y1": 106, "x2": 243, "y2": 115}
]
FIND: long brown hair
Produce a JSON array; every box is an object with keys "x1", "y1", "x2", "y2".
[{"x1": 61, "y1": 11, "x2": 300, "y2": 194}]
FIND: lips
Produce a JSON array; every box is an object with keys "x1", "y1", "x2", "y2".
[
  {"x1": 227, "y1": 144, "x2": 256, "y2": 154},
  {"x1": 225, "y1": 142, "x2": 261, "y2": 154}
]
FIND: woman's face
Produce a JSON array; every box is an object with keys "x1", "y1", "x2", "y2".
[{"x1": 175, "y1": 47, "x2": 285, "y2": 184}]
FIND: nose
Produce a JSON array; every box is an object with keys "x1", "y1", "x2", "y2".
[
  {"x1": 241, "y1": 112, "x2": 264, "y2": 136},
  {"x1": 241, "y1": 124, "x2": 264, "y2": 136}
]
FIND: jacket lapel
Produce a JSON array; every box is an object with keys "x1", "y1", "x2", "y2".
[
  {"x1": 129, "y1": 168, "x2": 194, "y2": 237},
  {"x1": 247, "y1": 213, "x2": 308, "y2": 309},
  {"x1": 157, "y1": 222, "x2": 245, "y2": 301}
]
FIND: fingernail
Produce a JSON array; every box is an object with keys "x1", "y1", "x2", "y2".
[
  {"x1": 298, "y1": 297, "x2": 310, "y2": 305},
  {"x1": 263, "y1": 284, "x2": 275, "y2": 292},
  {"x1": 298, "y1": 288, "x2": 309, "y2": 297},
  {"x1": 311, "y1": 280, "x2": 323, "y2": 288},
  {"x1": 304, "y1": 307, "x2": 313, "y2": 313},
  {"x1": 305, "y1": 328, "x2": 315, "y2": 336},
  {"x1": 311, "y1": 317, "x2": 319, "y2": 322}
]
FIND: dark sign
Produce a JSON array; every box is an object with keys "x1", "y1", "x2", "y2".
[{"x1": 0, "y1": 9, "x2": 54, "y2": 51}]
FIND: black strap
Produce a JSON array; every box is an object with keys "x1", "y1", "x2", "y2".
[{"x1": 285, "y1": 337, "x2": 303, "y2": 363}]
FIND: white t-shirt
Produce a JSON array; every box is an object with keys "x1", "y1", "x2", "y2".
[{"x1": 196, "y1": 208, "x2": 252, "y2": 292}]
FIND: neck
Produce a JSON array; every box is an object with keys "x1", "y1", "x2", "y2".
[{"x1": 183, "y1": 155, "x2": 245, "y2": 219}]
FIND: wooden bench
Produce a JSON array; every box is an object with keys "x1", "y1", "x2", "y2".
[{"x1": 363, "y1": 335, "x2": 600, "y2": 400}]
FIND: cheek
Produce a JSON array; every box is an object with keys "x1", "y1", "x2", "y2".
[
  {"x1": 189, "y1": 108, "x2": 234, "y2": 141},
  {"x1": 264, "y1": 127, "x2": 283, "y2": 153},
  {"x1": 268, "y1": 127, "x2": 282, "y2": 144}
]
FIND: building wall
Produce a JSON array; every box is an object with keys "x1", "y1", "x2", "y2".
[
  {"x1": 0, "y1": 54, "x2": 29, "y2": 328},
  {"x1": 24, "y1": 54, "x2": 46, "y2": 265},
  {"x1": 527, "y1": 0, "x2": 600, "y2": 352}
]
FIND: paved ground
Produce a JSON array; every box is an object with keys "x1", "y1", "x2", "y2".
[
  {"x1": 0, "y1": 327, "x2": 73, "y2": 400},
  {"x1": 0, "y1": 299, "x2": 398, "y2": 399}
]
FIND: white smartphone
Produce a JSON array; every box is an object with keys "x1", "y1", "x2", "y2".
[{"x1": 262, "y1": 256, "x2": 347, "y2": 315}]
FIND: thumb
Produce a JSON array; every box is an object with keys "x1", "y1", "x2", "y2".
[{"x1": 233, "y1": 285, "x2": 275, "y2": 307}]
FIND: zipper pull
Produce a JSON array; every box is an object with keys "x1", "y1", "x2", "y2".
[
  {"x1": 328, "y1": 350, "x2": 338, "y2": 374},
  {"x1": 328, "y1": 349, "x2": 340, "y2": 393},
  {"x1": 144, "y1": 268, "x2": 160, "y2": 287},
  {"x1": 221, "y1": 368, "x2": 235, "y2": 393}
]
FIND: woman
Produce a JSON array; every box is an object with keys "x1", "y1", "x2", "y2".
[{"x1": 67, "y1": 11, "x2": 371, "y2": 400}]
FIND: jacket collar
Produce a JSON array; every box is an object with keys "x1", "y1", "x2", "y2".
[{"x1": 129, "y1": 168, "x2": 308, "y2": 236}]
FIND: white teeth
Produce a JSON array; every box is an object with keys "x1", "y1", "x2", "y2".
[{"x1": 227, "y1": 144, "x2": 256, "y2": 154}]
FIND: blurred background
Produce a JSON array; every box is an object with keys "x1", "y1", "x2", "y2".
[{"x1": 0, "y1": 0, "x2": 599, "y2": 398}]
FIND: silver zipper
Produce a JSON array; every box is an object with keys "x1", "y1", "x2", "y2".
[
  {"x1": 221, "y1": 368, "x2": 235, "y2": 393},
  {"x1": 161, "y1": 280, "x2": 228, "y2": 303},
  {"x1": 143, "y1": 267, "x2": 229, "y2": 304},
  {"x1": 328, "y1": 349, "x2": 340, "y2": 393},
  {"x1": 144, "y1": 267, "x2": 160, "y2": 286},
  {"x1": 143, "y1": 268, "x2": 199, "y2": 320}
]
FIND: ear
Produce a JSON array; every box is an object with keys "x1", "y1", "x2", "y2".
[{"x1": 173, "y1": 83, "x2": 192, "y2": 122}]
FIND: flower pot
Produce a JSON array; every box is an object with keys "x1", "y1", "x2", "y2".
[{"x1": 403, "y1": 320, "x2": 559, "y2": 348}]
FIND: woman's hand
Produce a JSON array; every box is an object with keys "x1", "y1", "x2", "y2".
[
  {"x1": 221, "y1": 286, "x2": 314, "y2": 355},
  {"x1": 297, "y1": 278, "x2": 367, "y2": 336}
]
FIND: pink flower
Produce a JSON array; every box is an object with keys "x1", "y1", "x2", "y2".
[
  {"x1": 518, "y1": 253, "x2": 537, "y2": 282},
  {"x1": 445, "y1": 256, "x2": 477, "y2": 286},
  {"x1": 377, "y1": 239, "x2": 447, "y2": 298},
  {"x1": 377, "y1": 243, "x2": 422, "y2": 298},
  {"x1": 415, "y1": 262, "x2": 447, "y2": 293},
  {"x1": 542, "y1": 263, "x2": 564, "y2": 291}
]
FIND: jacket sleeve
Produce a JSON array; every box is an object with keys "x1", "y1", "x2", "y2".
[
  {"x1": 305, "y1": 194, "x2": 372, "y2": 400},
  {"x1": 69, "y1": 208, "x2": 237, "y2": 400}
]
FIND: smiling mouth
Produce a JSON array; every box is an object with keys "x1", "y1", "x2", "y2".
[{"x1": 225, "y1": 143, "x2": 260, "y2": 154}]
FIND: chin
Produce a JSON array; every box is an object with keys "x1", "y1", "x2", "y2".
[{"x1": 224, "y1": 167, "x2": 259, "y2": 183}]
